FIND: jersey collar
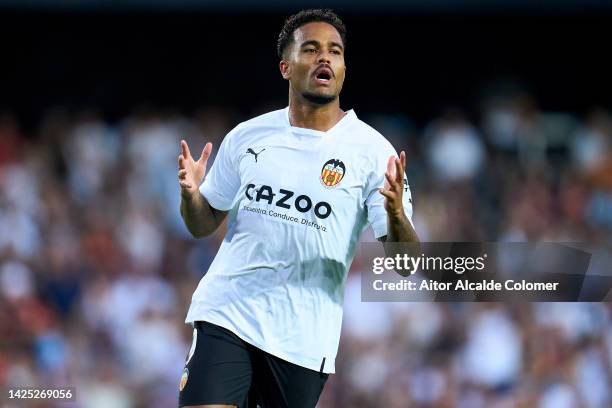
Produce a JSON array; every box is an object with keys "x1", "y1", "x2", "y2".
[{"x1": 284, "y1": 107, "x2": 356, "y2": 136}]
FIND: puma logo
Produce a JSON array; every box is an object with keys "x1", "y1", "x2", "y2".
[{"x1": 246, "y1": 148, "x2": 265, "y2": 163}]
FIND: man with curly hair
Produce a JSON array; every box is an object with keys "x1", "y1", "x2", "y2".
[{"x1": 177, "y1": 9, "x2": 418, "y2": 408}]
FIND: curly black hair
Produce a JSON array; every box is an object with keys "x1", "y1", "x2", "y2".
[{"x1": 277, "y1": 9, "x2": 346, "y2": 59}]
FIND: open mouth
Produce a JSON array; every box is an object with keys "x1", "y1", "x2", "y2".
[
  {"x1": 314, "y1": 67, "x2": 333, "y2": 85},
  {"x1": 316, "y1": 72, "x2": 331, "y2": 81}
]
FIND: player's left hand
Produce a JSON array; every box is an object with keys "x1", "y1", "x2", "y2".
[{"x1": 379, "y1": 151, "x2": 407, "y2": 220}]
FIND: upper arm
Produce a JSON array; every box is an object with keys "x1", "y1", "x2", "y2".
[{"x1": 208, "y1": 202, "x2": 228, "y2": 228}]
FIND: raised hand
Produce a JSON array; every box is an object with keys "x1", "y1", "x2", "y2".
[
  {"x1": 178, "y1": 140, "x2": 213, "y2": 200},
  {"x1": 379, "y1": 151, "x2": 407, "y2": 219}
]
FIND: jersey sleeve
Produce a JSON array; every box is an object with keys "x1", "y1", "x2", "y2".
[
  {"x1": 199, "y1": 128, "x2": 241, "y2": 211},
  {"x1": 365, "y1": 142, "x2": 414, "y2": 239}
]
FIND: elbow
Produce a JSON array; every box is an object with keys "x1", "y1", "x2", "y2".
[
  {"x1": 190, "y1": 231, "x2": 205, "y2": 239},
  {"x1": 186, "y1": 226, "x2": 211, "y2": 239}
]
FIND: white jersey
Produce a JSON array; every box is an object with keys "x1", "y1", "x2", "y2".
[{"x1": 185, "y1": 107, "x2": 413, "y2": 374}]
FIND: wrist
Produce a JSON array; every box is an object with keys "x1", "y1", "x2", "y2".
[
  {"x1": 387, "y1": 208, "x2": 406, "y2": 223},
  {"x1": 182, "y1": 189, "x2": 200, "y2": 203}
]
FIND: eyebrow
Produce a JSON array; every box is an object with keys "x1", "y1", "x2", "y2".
[{"x1": 300, "y1": 40, "x2": 344, "y2": 51}]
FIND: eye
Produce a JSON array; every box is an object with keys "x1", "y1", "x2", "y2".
[
  {"x1": 304, "y1": 48, "x2": 317, "y2": 53},
  {"x1": 331, "y1": 50, "x2": 342, "y2": 55}
]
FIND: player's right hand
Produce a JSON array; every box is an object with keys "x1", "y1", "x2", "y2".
[{"x1": 178, "y1": 140, "x2": 212, "y2": 200}]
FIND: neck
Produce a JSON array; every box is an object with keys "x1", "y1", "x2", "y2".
[{"x1": 288, "y1": 89, "x2": 345, "y2": 132}]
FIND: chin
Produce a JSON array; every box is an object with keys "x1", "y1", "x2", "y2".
[{"x1": 302, "y1": 91, "x2": 337, "y2": 106}]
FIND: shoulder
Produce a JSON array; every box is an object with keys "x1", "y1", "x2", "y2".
[
  {"x1": 347, "y1": 113, "x2": 397, "y2": 157},
  {"x1": 221, "y1": 108, "x2": 285, "y2": 148},
  {"x1": 233, "y1": 108, "x2": 286, "y2": 134}
]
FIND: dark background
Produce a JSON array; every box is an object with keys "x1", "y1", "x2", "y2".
[{"x1": 1, "y1": 8, "x2": 610, "y2": 130}]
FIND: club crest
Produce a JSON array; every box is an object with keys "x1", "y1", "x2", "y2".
[{"x1": 320, "y1": 159, "x2": 346, "y2": 188}]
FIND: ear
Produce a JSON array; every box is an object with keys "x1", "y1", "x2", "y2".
[{"x1": 279, "y1": 60, "x2": 291, "y2": 80}]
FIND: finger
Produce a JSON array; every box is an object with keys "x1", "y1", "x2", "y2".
[
  {"x1": 386, "y1": 156, "x2": 396, "y2": 177},
  {"x1": 179, "y1": 181, "x2": 193, "y2": 190},
  {"x1": 178, "y1": 169, "x2": 187, "y2": 179},
  {"x1": 181, "y1": 140, "x2": 192, "y2": 160},
  {"x1": 178, "y1": 155, "x2": 186, "y2": 169},
  {"x1": 385, "y1": 172, "x2": 398, "y2": 190},
  {"x1": 379, "y1": 188, "x2": 396, "y2": 200},
  {"x1": 198, "y1": 142, "x2": 213, "y2": 163},
  {"x1": 394, "y1": 157, "x2": 403, "y2": 183},
  {"x1": 400, "y1": 151, "x2": 407, "y2": 170}
]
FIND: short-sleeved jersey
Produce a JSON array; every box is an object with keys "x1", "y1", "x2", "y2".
[{"x1": 185, "y1": 107, "x2": 413, "y2": 373}]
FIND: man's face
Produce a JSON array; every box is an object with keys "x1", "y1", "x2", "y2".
[{"x1": 280, "y1": 22, "x2": 346, "y2": 105}]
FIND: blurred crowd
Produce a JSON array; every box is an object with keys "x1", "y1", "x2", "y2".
[{"x1": 1, "y1": 89, "x2": 612, "y2": 407}]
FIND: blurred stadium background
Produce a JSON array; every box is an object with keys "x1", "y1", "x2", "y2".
[{"x1": 1, "y1": 1, "x2": 612, "y2": 407}]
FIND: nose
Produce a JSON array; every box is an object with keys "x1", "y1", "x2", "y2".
[{"x1": 317, "y1": 51, "x2": 331, "y2": 65}]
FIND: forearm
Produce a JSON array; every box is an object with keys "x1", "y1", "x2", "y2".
[
  {"x1": 180, "y1": 192, "x2": 224, "y2": 238},
  {"x1": 381, "y1": 213, "x2": 420, "y2": 277},
  {"x1": 386, "y1": 212, "x2": 419, "y2": 243}
]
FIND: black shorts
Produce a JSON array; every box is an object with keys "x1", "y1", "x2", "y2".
[{"x1": 178, "y1": 321, "x2": 329, "y2": 408}]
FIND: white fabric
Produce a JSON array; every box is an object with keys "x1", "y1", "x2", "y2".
[{"x1": 186, "y1": 107, "x2": 413, "y2": 373}]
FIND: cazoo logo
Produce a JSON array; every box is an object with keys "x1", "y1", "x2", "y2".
[{"x1": 245, "y1": 184, "x2": 332, "y2": 219}]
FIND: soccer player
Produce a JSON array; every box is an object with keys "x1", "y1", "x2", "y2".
[{"x1": 176, "y1": 9, "x2": 418, "y2": 408}]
